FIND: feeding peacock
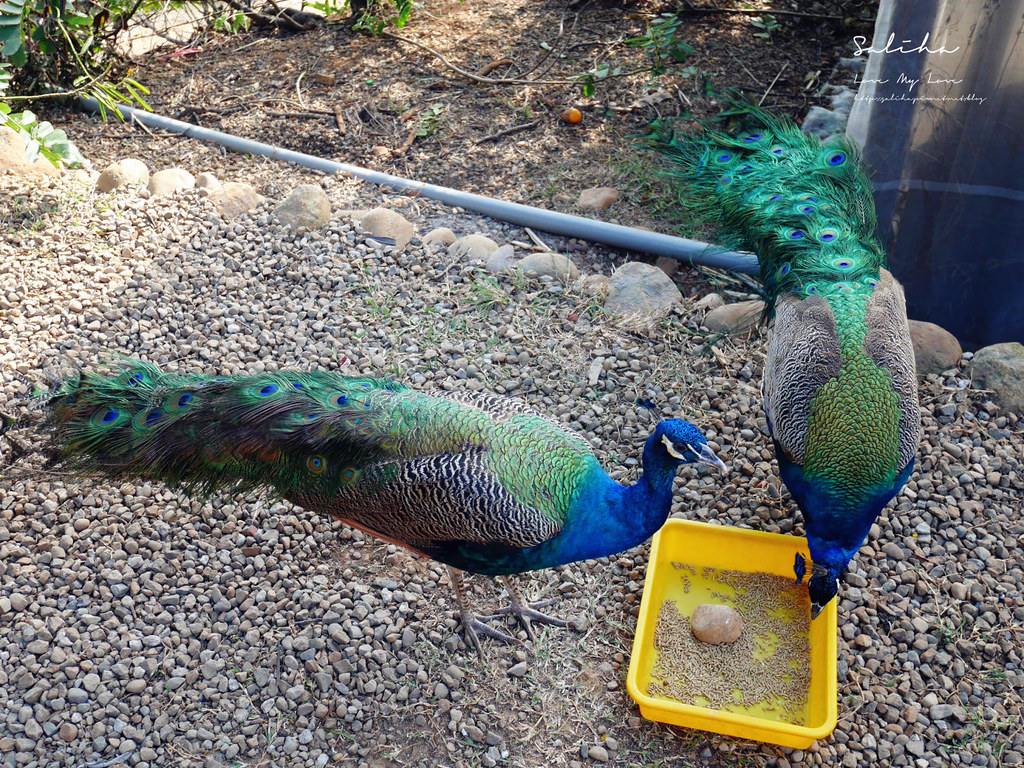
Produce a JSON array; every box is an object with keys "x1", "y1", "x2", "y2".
[
  {"x1": 5, "y1": 361, "x2": 726, "y2": 652},
  {"x1": 648, "y1": 98, "x2": 921, "y2": 617}
]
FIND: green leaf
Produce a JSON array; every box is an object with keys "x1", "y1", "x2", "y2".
[
  {"x1": 23, "y1": 136, "x2": 40, "y2": 164},
  {"x1": 65, "y1": 13, "x2": 91, "y2": 26}
]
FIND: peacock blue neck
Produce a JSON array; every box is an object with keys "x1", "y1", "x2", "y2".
[{"x1": 466, "y1": 429, "x2": 680, "y2": 575}]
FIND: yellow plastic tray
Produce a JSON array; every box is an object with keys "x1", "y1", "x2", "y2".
[{"x1": 626, "y1": 519, "x2": 837, "y2": 749}]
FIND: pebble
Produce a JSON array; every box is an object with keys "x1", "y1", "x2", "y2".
[
  {"x1": 588, "y1": 745, "x2": 610, "y2": 762},
  {"x1": 690, "y1": 603, "x2": 744, "y2": 644},
  {"x1": 507, "y1": 661, "x2": 529, "y2": 678}
]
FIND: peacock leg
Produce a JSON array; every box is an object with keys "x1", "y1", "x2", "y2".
[
  {"x1": 445, "y1": 566, "x2": 517, "y2": 657},
  {"x1": 477, "y1": 577, "x2": 571, "y2": 643}
]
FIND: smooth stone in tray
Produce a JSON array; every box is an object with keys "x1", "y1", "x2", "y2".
[{"x1": 690, "y1": 603, "x2": 744, "y2": 645}]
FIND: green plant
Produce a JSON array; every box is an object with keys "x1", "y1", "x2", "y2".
[
  {"x1": 575, "y1": 61, "x2": 622, "y2": 98},
  {"x1": 750, "y1": 14, "x2": 781, "y2": 40},
  {"x1": 0, "y1": 105, "x2": 82, "y2": 165},
  {"x1": 416, "y1": 104, "x2": 445, "y2": 138},
  {"x1": 306, "y1": 0, "x2": 413, "y2": 34},
  {"x1": 625, "y1": 13, "x2": 693, "y2": 78}
]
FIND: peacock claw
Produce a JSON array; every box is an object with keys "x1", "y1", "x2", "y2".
[{"x1": 460, "y1": 612, "x2": 519, "y2": 658}]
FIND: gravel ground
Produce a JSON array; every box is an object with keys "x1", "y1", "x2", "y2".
[{"x1": 0, "y1": 143, "x2": 1022, "y2": 768}]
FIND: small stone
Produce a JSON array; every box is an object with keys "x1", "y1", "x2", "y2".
[
  {"x1": 0, "y1": 597, "x2": 9, "y2": 614},
  {"x1": 313, "y1": 72, "x2": 336, "y2": 86},
  {"x1": 854, "y1": 634, "x2": 872, "y2": 649},
  {"x1": 588, "y1": 744, "x2": 610, "y2": 762},
  {"x1": 434, "y1": 682, "x2": 450, "y2": 699},
  {"x1": 82, "y1": 673, "x2": 101, "y2": 691},
  {"x1": 73, "y1": 518, "x2": 90, "y2": 532},
  {"x1": 518, "y1": 252, "x2": 579, "y2": 284},
  {"x1": 8, "y1": 593, "x2": 28, "y2": 611},
  {"x1": 449, "y1": 234, "x2": 499, "y2": 262},
  {"x1": 930, "y1": 703, "x2": 955, "y2": 720},
  {"x1": 690, "y1": 603, "x2": 744, "y2": 644},
  {"x1": 694, "y1": 293, "x2": 725, "y2": 311},
  {"x1": 359, "y1": 207, "x2": 416, "y2": 252},
  {"x1": 703, "y1": 301, "x2": 764, "y2": 333},
  {"x1": 125, "y1": 680, "x2": 147, "y2": 694},
  {"x1": 604, "y1": 262, "x2": 682, "y2": 317},
  {"x1": 165, "y1": 676, "x2": 186, "y2": 691},
  {"x1": 140, "y1": 747, "x2": 158, "y2": 760},
  {"x1": 59, "y1": 723, "x2": 78, "y2": 742},
  {"x1": 210, "y1": 182, "x2": 262, "y2": 221},
  {"x1": 423, "y1": 227, "x2": 457, "y2": 247},
  {"x1": 148, "y1": 168, "x2": 195, "y2": 197},
  {"x1": 507, "y1": 661, "x2": 529, "y2": 678},
  {"x1": 274, "y1": 184, "x2": 331, "y2": 231},
  {"x1": 906, "y1": 739, "x2": 925, "y2": 757},
  {"x1": 654, "y1": 256, "x2": 678, "y2": 277},
  {"x1": 96, "y1": 159, "x2": 149, "y2": 192},
  {"x1": 67, "y1": 688, "x2": 89, "y2": 704},
  {"x1": 909, "y1": 320, "x2": 962, "y2": 376},
  {"x1": 582, "y1": 275, "x2": 611, "y2": 298},
  {"x1": 577, "y1": 187, "x2": 619, "y2": 211},
  {"x1": 881, "y1": 541, "x2": 906, "y2": 561},
  {"x1": 464, "y1": 725, "x2": 485, "y2": 742}
]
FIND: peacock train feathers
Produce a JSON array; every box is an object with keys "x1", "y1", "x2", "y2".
[
  {"x1": 23, "y1": 360, "x2": 725, "y2": 650},
  {"x1": 648, "y1": 97, "x2": 921, "y2": 617}
]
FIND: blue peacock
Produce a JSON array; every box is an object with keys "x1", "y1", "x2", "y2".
[
  {"x1": 648, "y1": 98, "x2": 921, "y2": 617},
  {"x1": 14, "y1": 361, "x2": 726, "y2": 652}
]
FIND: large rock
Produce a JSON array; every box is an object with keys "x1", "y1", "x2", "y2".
[
  {"x1": 96, "y1": 158, "x2": 149, "y2": 192},
  {"x1": 210, "y1": 182, "x2": 262, "y2": 221},
  {"x1": 485, "y1": 244, "x2": 517, "y2": 273},
  {"x1": 449, "y1": 234, "x2": 498, "y2": 263},
  {"x1": 518, "y1": 252, "x2": 579, "y2": 283},
  {"x1": 148, "y1": 168, "x2": 195, "y2": 197},
  {"x1": 703, "y1": 300, "x2": 764, "y2": 333},
  {"x1": 274, "y1": 184, "x2": 331, "y2": 231},
  {"x1": 909, "y1": 320, "x2": 962, "y2": 376},
  {"x1": 0, "y1": 127, "x2": 60, "y2": 177},
  {"x1": 577, "y1": 187, "x2": 619, "y2": 211},
  {"x1": 359, "y1": 207, "x2": 415, "y2": 251},
  {"x1": 195, "y1": 172, "x2": 222, "y2": 191},
  {"x1": 423, "y1": 227, "x2": 456, "y2": 247},
  {"x1": 970, "y1": 342, "x2": 1024, "y2": 412},
  {"x1": 603, "y1": 262, "x2": 681, "y2": 316}
]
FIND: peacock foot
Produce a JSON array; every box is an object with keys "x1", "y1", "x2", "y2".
[
  {"x1": 477, "y1": 577, "x2": 572, "y2": 643},
  {"x1": 458, "y1": 610, "x2": 520, "y2": 658}
]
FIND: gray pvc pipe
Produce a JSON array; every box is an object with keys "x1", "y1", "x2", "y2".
[{"x1": 79, "y1": 98, "x2": 760, "y2": 274}]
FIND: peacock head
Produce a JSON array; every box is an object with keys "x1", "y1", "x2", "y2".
[
  {"x1": 652, "y1": 420, "x2": 728, "y2": 471},
  {"x1": 808, "y1": 561, "x2": 842, "y2": 619}
]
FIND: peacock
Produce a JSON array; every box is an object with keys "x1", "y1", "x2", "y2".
[
  {"x1": 4, "y1": 361, "x2": 726, "y2": 652},
  {"x1": 648, "y1": 98, "x2": 921, "y2": 617}
]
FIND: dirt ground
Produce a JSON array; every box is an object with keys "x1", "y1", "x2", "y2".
[{"x1": 81, "y1": 0, "x2": 876, "y2": 236}]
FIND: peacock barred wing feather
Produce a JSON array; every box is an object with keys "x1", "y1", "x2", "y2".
[{"x1": 648, "y1": 97, "x2": 921, "y2": 615}]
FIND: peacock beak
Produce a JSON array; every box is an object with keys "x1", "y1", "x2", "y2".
[{"x1": 696, "y1": 443, "x2": 728, "y2": 472}]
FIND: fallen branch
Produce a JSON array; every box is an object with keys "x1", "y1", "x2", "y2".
[{"x1": 475, "y1": 119, "x2": 541, "y2": 144}]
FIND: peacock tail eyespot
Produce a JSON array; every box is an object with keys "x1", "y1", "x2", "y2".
[
  {"x1": 767, "y1": 194, "x2": 783, "y2": 201},
  {"x1": 818, "y1": 229, "x2": 839, "y2": 243},
  {"x1": 786, "y1": 229, "x2": 806, "y2": 240},
  {"x1": 718, "y1": 175, "x2": 733, "y2": 187},
  {"x1": 798, "y1": 194, "x2": 818, "y2": 203},
  {"x1": 121, "y1": 371, "x2": 146, "y2": 388},
  {"x1": 291, "y1": 382, "x2": 304, "y2": 389},
  {"x1": 741, "y1": 132, "x2": 764, "y2": 143},
  {"x1": 306, "y1": 455, "x2": 326, "y2": 473},
  {"x1": 306, "y1": 413, "x2": 320, "y2": 420},
  {"x1": 257, "y1": 384, "x2": 279, "y2": 397},
  {"x1": 770, "y1": 146, "x2": 785, "y2": 156},
  {"x1": 332, "y1": 393, "x2": 349, "y2": 407},
  {"x1": 838, "y1": 283, "x2": 854, "y2": 294},
  {"x1": 777, "y1": 264, "x2": 791, "y2": 277},
  {"x1": 715, "y1": 152, "x2": 733, "y2": 163},
  {"x1": 92, "y1": 408, "x2": 122, "y2": 427},
  {"x1": 736, "y1": 164, "x2": 754, "y2": 174},
  {"x1": 805, "y1": 283, "x2": 818, "y2": 295},
  {"x1": 865, "y1": 278, "x2": 879, "y2": 288},
  {"x1": 361, "y1": 383, "x2": 371, "y2": 389},
  {"x1": 165, "y1": 391, "x2": 195, "y2": 412},
  {"x1": 797, "y1": 204, "x2": 816, "y2": 215},
  {"x1": 350, "y1": 418, "x2": 362, "y2": 425},
  {"x1": 832, "y1": 258, "x2": 854, "y2": 269},
  {"x1": 340, "y1": 467, "x2": 359, "y2": 484},
  {"x1": 826, "y1": 150, "x2": 847, "y2": 166},
  {"x1": 145, "y1": 411, "x2": 162, "y2": 427}
]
